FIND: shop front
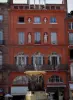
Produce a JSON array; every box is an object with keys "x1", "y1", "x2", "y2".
[{"x1": 0, "y1": 88, "x2": 4, "y2": 100}]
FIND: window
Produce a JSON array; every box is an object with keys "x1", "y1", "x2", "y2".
[
  {"x1": 69, "y1": 33, "x2": 73, "y2": 44},
  {"x1": 18, "y1": 32, "x2": 24, "y2": 45},
  {"x1": 48, "y1": 53, "x2": 61, "y2": 69},
  {"x1": 0, "y1": 15, "x2": 3, "y2": 22},
  {"x1": 34, "y1": 17, "x2": 41, "y2": 23},
  {"x1": 35, "y1": 32, "x2": 41, "y2": 43},
  {"x1": 0, "y1": 51, "x2": 2, "y2": 66},
  {"x1": 51, "y1": 32, "x2": 57, "y2": 44},
  {"x1": 70, "y1": 49, "x2": 73, "y2": 60},
  {"x1": 68, "y1": 22, "x2": 73, "y2": 30},
  {"x1": 0, "y1": 31, "x2": 3, "y2": 44},
  {"x1": 32, "y1": 53, "x2": 43, "y2": 70},
  {"x1": 18, "y1": 17, "x2": 24, "y2": 23},
  {"x1": 50, "y1": 17, "x2": 56, "y2": 23},
  {"x1": 13, "y1": 76, "x2": 28, "y2": 84},
  {"x1": 70, "y1": 63, "x2": 73, "y2": 81},
  {"x1": 15, "y1": 53, "x2": 28, "y2": 67},
  {"x1": 48, "y1": 75, "x2": 63, "y2": 83}
]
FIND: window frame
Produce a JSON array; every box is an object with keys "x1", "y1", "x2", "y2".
[
  {"x1": 68, "y1": 22, "x2": 73, "y2": 30},
  {"x1": 50, "y1": 17, "x2": 57, "y2": 24},
  {"x1": 0, "y1": 15, "x2": 3, "y2": 22},
  {"x1": 18, "y1": 32, "x2": 25, "y2": 45},
  {"x1": 35, "y1": 32, "x2": 41, "y2": 44},
  {"x1": 34, "y1": 17, "x2": 41, "y2": 24},
  {"x1": 18, "y1": 16, "x2": 25, "y2": 24},
  {"x1": 51, "y1": 32, "x2": 57, "y2": 45}
]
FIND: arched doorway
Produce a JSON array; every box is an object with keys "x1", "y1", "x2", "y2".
[{"x1": 11, "y1": 75, "x2": 28, "y2": 100}]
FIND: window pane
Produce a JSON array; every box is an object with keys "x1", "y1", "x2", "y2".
[
  {"x1": 18, "y1": 32, "x2": 24, "y2": 44},
  {"x1": 50, "y1": 17, "x2": 56, "y2": 23},
  {"x1": 68, "y1": 23, "x2": 71, "y2": 29},
  {"x1": 0, "y1": 55, "x2": 2, "y2": 65},
  {"x1": 51, "y1": 32, "x2": 57, "y2": 44},
  {"x1": 35, "y1": 32, "x2": 40, "y2": 42},
  {"x1": 18, "y1": 17, "x2": 24, "y2": 23},
  {"x1": 34, "y1": 17, "x2": 41, "y2": 23},
  {"x1": 72, "y1": 23, "x2": 73, "y2": 29},
  {"x1": 69, "y1": 33, "x2": 73, "y2": 44},
  {"x1": 0, "y1": 15, "x2": 3, "y2": 21},
  {"x1": 0, "y1": 31, "x2": 3, "y2": 40}
]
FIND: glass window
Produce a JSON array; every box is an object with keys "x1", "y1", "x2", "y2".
[
  {"x1": 18, "y1": 32, "x2": 24, "y2": 45},
  {"x1": 50, "y1": 17, "x2": 56, "y2": 23},
  {"x1": 35, "y1": 32, "x2": 41, "y2": 43},
  {"x1": 32, "y1": 53, "x2": 43, "y2": 67},
  {"x1": 70, "y1": 63, "x2": 73, "y2": 81},
  {"x1": 0, "y1": 15, "x2": 3, "y2": 21},
  {"x1": 18, "y1": 17, "x2": 24, "y2": 23},
  {"x1": 15, "y1": 53, "x2": 28, "y2": 67},
  {"x1": 68, "y1": 22, "x2": 73, "y2": 29},
  {"x1": 0, "y1": 51, "x2": 2, "y2": 65},
  {"x1": 34, "y1": 17, "x2": 41, "y2": 23},
  {"x1": 51, "y1": 32, "x2": 57, "y2": 44},
  {"x1": 48, "y1": 75, "x2": 63, "y2": 83},
  {"x1": 69, "y1": 33, "x2": 73, "y2": 44}
]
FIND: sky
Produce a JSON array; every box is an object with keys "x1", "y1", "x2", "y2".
[{"x1": 0, "y1": 0, "x2": 73, "y2": 12}]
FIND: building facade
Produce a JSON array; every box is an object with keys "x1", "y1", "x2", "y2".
[
  {"x1": 0, "y1": 0, "x2": 73, "y2": 100},
  {"x1": 65, "y1": 11, "x2": 73, "y2": 99},
  {"x1": 0, "y1": 2, "x2": 9, "y2": 99}
]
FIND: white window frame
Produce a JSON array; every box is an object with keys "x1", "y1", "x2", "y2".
[
  {"x1": 32, "y1": 53, "x2": 43, "y2": 66},
  {"x1": 0, "y1": 31, "x2": 3, "y2": 40},
  {"x1": 34, "y1": 17, "x2": 41, "y2": 24},
  {"x1": 49, "y1": 53, "x2": 60, "y2": 65},
  {"x1": 15, "y1": 53, "x2": 28, "y2": 67},
  {"x1": 51, "y1": 32, "x2": 57, "y2": 45},
  {"x1": 69, "y1": 22, "x2": 73, "y2": 30},
  {"x1": 48, "y1": 75, "x2": 63, "y2": 83}
]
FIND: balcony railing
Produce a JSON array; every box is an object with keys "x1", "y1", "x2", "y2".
[
  {"x1": 1, "y1": 64, "x2": 68, "y2": 72},
  {"x1": 0, "y1": 40, "x2": 5, "y2": 45}
]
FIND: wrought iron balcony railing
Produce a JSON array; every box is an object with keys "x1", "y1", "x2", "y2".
[{"x1": 1, "y1": 64, "x2": 68, "y2": 72}]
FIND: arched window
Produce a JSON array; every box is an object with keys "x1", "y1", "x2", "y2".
[
  {"x1": 48, "y1": 52, "x2": 61, "y2": 66},
  {"x1": 32, "y1": 52, "x2": 43, "y2": 70},
  {"x1": 13, "y1": 76, "x2": 28, "y2": 85},
  {"x1": 15, "y1": 52, "x2": 28, "y2": 67},
  {"x1": 48, "y1": 75, "x2": 63, "y2": 83},
  {"x1": 0, "y1": 51, "x2": 2, "y2": 66}
]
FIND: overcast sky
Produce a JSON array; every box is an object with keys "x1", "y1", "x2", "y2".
[{"x1": 0, "y1": 0, "x2": 73, "y2": 12}]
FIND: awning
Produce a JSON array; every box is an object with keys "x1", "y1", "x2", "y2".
[
  {"x1": 69, "y1": 84, "x2": 73, "y2": 90},
  {"x1": 11, "y1": 86, "x2": 28, "y2": 95}
]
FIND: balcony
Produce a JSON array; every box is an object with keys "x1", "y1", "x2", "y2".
[
  {"x1": 2, "y1": 64, "x2": 68, "y2": 72},
  {"x1": 0, "y1": 40, "x2": 5, "y2": 45}
]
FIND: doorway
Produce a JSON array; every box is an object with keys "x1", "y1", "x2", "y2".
[
  {"x1": 13, "y1": 95, "x2": 25, "y2": 100},
  {"x1": 47, "y1": 87, "x2": 64, "y2": 100}
]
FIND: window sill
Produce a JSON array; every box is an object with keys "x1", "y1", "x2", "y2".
[
  {"x1": 33, "y1": 23, "x2": 41, "y2": 24},
  {"x1": 17, "y1": 22, "x2": 25, "y2": 24},
  {"x1": 49, "y1": 23, "x2": 58, "y2": 24}
]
